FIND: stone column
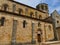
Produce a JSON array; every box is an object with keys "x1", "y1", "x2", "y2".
[
  {"x1": 31, "y1": 23, "x2": 36, "y2": 44},
  {"x1": 11, "y1": 20, "x2": 17, "y2": 45}
]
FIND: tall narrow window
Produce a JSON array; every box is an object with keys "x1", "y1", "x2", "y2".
[
  {"x1": 37, "y1": 34, "x2": 41, "y2": 42},
  {"x1": 30, "y1": 12, "x2": 33, "y2": 17},
  {"x1": 13, "y1": 4, "x2": 16, "y2": 12},
  {"x1": 45, "y1": 6, "x2": 48, "y2": 11},
  {"x1": 3, "y1": 4, "x2": 8, "y2": 11},
  {"x1": 25, "y1": 8, "x2": 28, "y2": 15},
  {"x1": 23, "y1": 20, "x2": 27, "y2": 28},
  {"x1": 41, "y1": 5, "x2": 44, "y2": 10},
  {"x1": 35, "y1": 12, "x2": 37, "y2": 18},
  {"x1": 0, "y1": 17, "x2": 5, "y2": 26},
  {"x1": 18, "y1": 8, "x2": 23, "y2": 14},
  {"x1": 38, "y1": 22, "x2": 41, "y2": 27},
  {"x1": 39, "y1": 15, "x2": 42, "y2": 19},
  {"x1": 49, "y1": 25, "x2": 51, "y2": 31}
]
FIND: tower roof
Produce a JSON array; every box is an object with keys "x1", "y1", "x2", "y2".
[{"x1": 36, "y1": 3, "x2": 48, "y2": 6}]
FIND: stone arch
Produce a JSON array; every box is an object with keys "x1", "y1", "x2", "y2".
[
  {"x1": 30, "y1": 12, "x2": 34, "y2": 17},
  {"x1": 2, "y1": 4, "x2": 9, "y2": 11},
  {"x1": 18, "y1": 8, "x2": 23, "y2": 14}
]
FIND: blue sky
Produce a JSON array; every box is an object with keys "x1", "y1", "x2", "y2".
[{"x1": 15, "y1": 0, "x2": 60, "y2": 14}]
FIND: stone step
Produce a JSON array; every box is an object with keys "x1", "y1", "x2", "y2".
[{"x1": 42, "y1": 41, "x2": 60, "y2": 45}]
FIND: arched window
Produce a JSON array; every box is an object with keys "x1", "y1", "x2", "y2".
[
  {"x1": 41, "y1": 5, "x2": 44, "y2": 10},
  {"x1": 18, "y1": 8, "x2": 23, "y2": 15},
  {"x1": 37, "y1": 28, "x2": 42, "y2": 33},
  {"x1": 23, "y1": 20, "x2": 27, "y2": 28},
  {"x1": 39, "y1": 15, "x2": 42, "y2": 19},
  {"x1": 45, "y1": 5, "x2": 48, "y2": 10},
  {"x1": 38, "y1": 22, "x2": 41, "y2": 27},
  {"x1": 0, "y1": 17, "x2": 5, "y2": 26},
  {"x1": 3, "y1": 4, "x2": 8, "y2": 11},
  {"x1": 13, "y1": 4, "x2": 16, "y2": 12},
  {"x1": 25, "y1": 8, "x2": 28, "y2": 15},
  {"x1": 49, "y1": 25, "x2": 51, "y2": 31},
  {"x1": 30, "y1": 12, "x2": 33, "y2": 17}
]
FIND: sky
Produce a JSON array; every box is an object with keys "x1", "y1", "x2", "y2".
[{"x1": 15, "y1": 0, "x2": 60, "y2": 14}]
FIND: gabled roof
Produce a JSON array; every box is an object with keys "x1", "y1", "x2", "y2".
[{"x1": 51, "y1": 10, "x2": 60, "y2": 16}]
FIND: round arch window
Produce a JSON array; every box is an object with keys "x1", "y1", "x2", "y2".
[{"x1": 37, "y1": 28, "x2": 42, "y2": 34}]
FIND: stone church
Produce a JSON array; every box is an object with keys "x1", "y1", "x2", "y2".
[{"x1": 0, "y1": 0, "x2": 55, "y2": 45}]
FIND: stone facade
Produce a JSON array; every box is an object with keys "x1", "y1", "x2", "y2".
[
  {"x1": 51, "y1": 10, "x2": 60, "y2": 41},
  {"x1": 51, "y1": 10, "x2": 60, "y2": 28},
  {"x1": 56, "y1": 27, "x2": 60, "y2": 40},
  {"x1": 0, "y1": 0, "x2": 54, "y2": 45}
]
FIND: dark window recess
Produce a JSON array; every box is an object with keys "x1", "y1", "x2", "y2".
[
  {"x1": 30, "y1": 12, "x2": 33, "y2": 17},
  {"x1": 0, "y1": 17, "x2": 5, "y2": 26},
  {"x1": 39, "y1": 15, "x2": 42, "y2": 19},
  {"x1": 23, "y1": 20, "x2": 27, "y2": 28},
  {"x1": 35, "y1": 12, "x2": 37, "y2": 18},
  {"x1": 57, "y1": 21, "x2": 59, "y2": 23},
  {"x1": 38, "y1": 22, "x2": 41, "y2": 27},
  {"x1": 37, "y1": 34, "x2": 41, "y2": 42},
  {"x1": 18, "y1": 8, "x2": 23, "y2": 14},
  {"x1": 49, "y1": 25, "x2": 51, "y2": 31},
  {"x1": 13, "y1": 4, "x2": 16, "y2": 12},
  {"x1": 3, "y1": 4, "x2": 8, "y2": 11},
  {"x1": 25, "y1": 8, "x2": 28, "y2": 15},
  {"x1": 45, "y1": 6, "x2": 48, "y2": 10},
  {"x1": 56, "y1": 16, "x2": 59, "y2": 18},
  {"x1": 41, "y1": 5, "x2": 44, "y2": 10}
]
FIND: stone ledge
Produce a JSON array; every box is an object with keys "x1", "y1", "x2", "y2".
[{"x1": 42, "y1": 41, "x2": 60, "y2": 45}]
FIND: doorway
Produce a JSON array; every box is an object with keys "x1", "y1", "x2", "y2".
[{"x1": 37, "y1": 29, "x2": 42, "y2": 42}]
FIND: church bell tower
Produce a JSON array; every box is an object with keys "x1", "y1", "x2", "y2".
[{"x1": 36, "y1": 3, "x2": 49, "y2": 13}]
